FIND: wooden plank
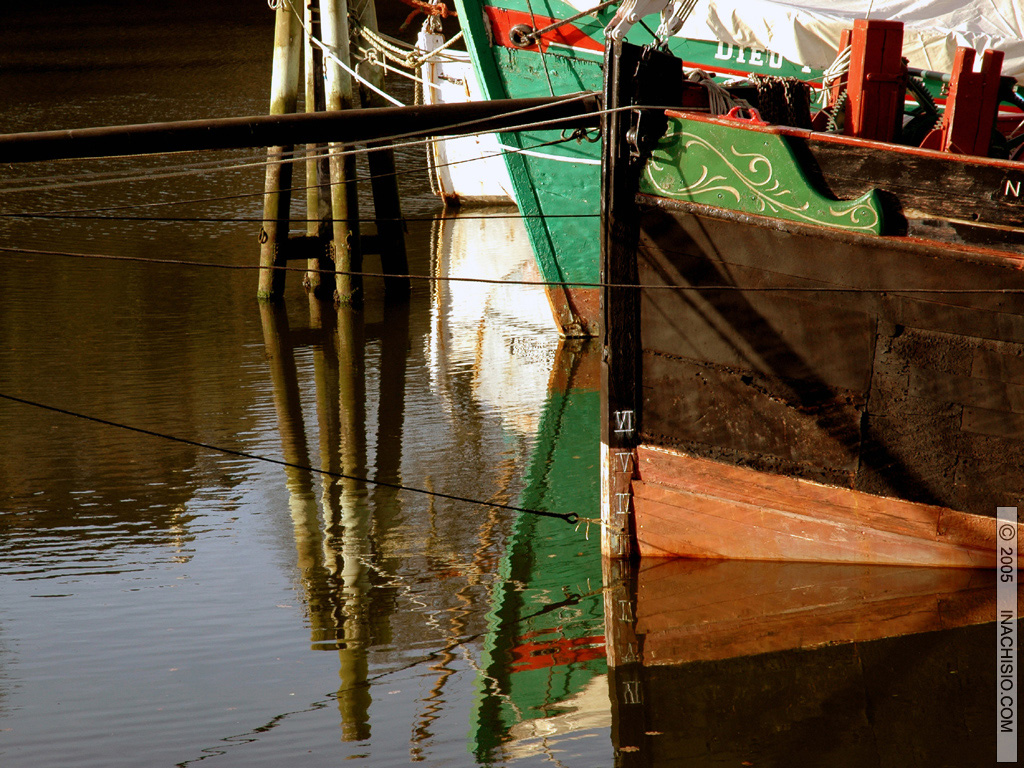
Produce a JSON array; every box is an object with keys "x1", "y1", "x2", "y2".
[
  {"x1": 804, "y1": 139, "x2": 1024, "y2": 235},
  {"x1": 972, "y1": 345, "x2": 1024, "y2": 384},
  {"x1": 884, "y1": 292, "x2": 1024, "y2": 346},
  {"x1": 938, "y1": 48, "x2": 1004, "y2": 156},
  {"x1": 642, "y1": 351, "x2": 863, "y2": 473},
  {"x1": 638, "y1": 246, "x2": 879, "y2": 391},
  {"x1": 908, "y1": 365, "x2": 1024, "y2": 414},
  {"x1": 638, "y1": 445, "x2": 944, "y2": 538},
  {"x1": 632, "y1": 479, "x2": 997, "y2": 565},
  {"x1": 639, "y1": 204, "x2": 1024, "y2": 319},
  {"x1": 631, "y1": 445, "x2": 1020, "y2": 566},
  {"x1": 961, "y1": 405, "x2": 1024, "y2": 439},
  {"x1": 845, "y1": 19, "x2": 905, "y2": 143}
]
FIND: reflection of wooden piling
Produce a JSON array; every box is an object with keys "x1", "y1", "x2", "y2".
[
  {"x1": 258, "y1": 3, "x2": 303, "y2": 301},
  {"x1": 333, "y1": 304, "x2": 372, "y2": 740},
  {"x1": 259, "y1": 302, "x2": 325, "y2": 607},
  {"x1": 367, "y1": 302, "x2": 410, "y2": 536},
  {"x1": 257, "y1": 0, "x2": 412, "y2": 303}
]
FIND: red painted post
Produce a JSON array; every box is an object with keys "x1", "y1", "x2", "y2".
[
  {"x1": 844, "y1": 19, "x2": 906, "y2": 143},
  {"x1": 936, "y1": 48, "x2": 1005, "y2": 156}
]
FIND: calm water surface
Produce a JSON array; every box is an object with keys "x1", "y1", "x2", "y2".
[{"x1": 0, "y1": 3, "x2": 1011, "y2": 767}]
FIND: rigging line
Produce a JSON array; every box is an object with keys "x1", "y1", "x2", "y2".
[
  {"x1": 0, "y1": 392, "x2": 580, "y2": 525},
  {"x1": 0, "y1": 127, "x2": 586, "y2": 207},
  {"x1": 0, "y1": 143, "x2": 336, "y2": 197},
  {"x1": 523, "y1": 0, "x2": 556, "y2": 97},
  {"x1": 0, "y1": 148, "x2": 275, "y2": 188},
  {"x1": 0, "y1": 151, "x2": 319, "y2": 197},
  {"x1": 1, "y1": 98, "x2": 645, "y2": 195},
  {"x1": 524, "y1": 0, "x2": 618, "y2": 43},
  {"x1": 0, "y1": 100, "x2": 660, "y2": 213},
  {"x1": 4, "y1": 245, "x2": 1023, "y2": 295},
  {"x1": 0, "y1": 92, "x2": 600, "y2": 199},
  {"x1": 0, "y1": 211, "x2": 600, "y2": 223},
  {"x1": 0, "y1": 139, "x2": 578, "y2": 221}
]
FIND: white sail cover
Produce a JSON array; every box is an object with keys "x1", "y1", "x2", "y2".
[{"x1": 701, "y1": 0, "x2": 1024, "y2": 82}]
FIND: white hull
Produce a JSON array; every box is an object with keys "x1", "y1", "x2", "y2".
[{"x1": 417, "y1": 30, "x2": 516, "y2": 206}]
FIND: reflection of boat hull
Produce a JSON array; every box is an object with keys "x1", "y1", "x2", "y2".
[
  {"x1": 472, "y1": 336, "x2": 606, "y2": 762},
  {"x1": 428, "y1": 206, "x2": 560, "y2": 434},
  {"x1": 604, "y1": 557, "x2": 1017, "y2": 766},
  {"x1": 426, "y1": 209, "x2": 607, "y2": 761},
  {"x1": 611, "y1": 558, "x2": 1009, "y2": 666}
]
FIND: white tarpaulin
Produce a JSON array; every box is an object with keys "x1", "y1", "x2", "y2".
[{"x1": 700, "y1": 0, "x2": 1024, "y2": 81}]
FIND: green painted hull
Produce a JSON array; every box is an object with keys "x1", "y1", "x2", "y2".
[
  {"x1": 450, "y1": 0, "x2": 821, "y2": 335},
  {"x1": 642, "y1": 114, "x2": 885, "y2": 234}
]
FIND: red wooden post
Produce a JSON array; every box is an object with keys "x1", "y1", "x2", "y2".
[
  {"x1": 844, "y1": 19, "x2": 906, "y2": 143},
  {"x1": 927, "y1": 48, "x2": 1005, "y2": 156}
]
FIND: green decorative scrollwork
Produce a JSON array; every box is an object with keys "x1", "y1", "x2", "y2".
[{"x1": 642, "y1": 117, "x2": 884, "y2": 235}]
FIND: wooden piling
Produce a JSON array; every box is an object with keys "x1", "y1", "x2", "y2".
[
  {"x1": 258, "y1": 302, "x2": 321, "y2": 568},
  {"x1": 352, "y1": 0, "x2": 410, "y2": 299},
  {"x1": 600, "y1": 39, "x2": 642, "y2": 561},
  {"x1": 258, "y1": 1, "x2": 303, "y2": 301},
  {"x1": 304, "y1": 0, "x2": 335, "y2": 299},
  {"x1": 319, "y1": 0, "x2": 361, "y2": 305}
]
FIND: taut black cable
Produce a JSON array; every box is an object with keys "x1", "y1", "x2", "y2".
[{"x1": 0, "y1": 392, "x2": 579, "y2": 524}]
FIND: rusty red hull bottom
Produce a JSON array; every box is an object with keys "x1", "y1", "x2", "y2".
[{"x1": 633, "y1": 444, "x2": 1021, "y2": 566}]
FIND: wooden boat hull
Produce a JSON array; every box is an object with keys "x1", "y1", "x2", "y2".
[
  {"x1": 634, "y1": 445, "x2": 1011, "y2": 566},
  {"x1": 417, "y1": 28, "x2": 516, "y2": 205},
  {"x1": 623, "y1": 198, "x2": 1024, "y2": 563},
  {"x1": 449, "y1": 0, "x2": 827, "y2": 336},
  {"x1": 600, "y1": 67, "x2": 1024, "y2": 563}
]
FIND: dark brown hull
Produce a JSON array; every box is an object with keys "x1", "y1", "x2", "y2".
[{"x1": 618, "y1": 196, "x2": 1024, "y2": 563}]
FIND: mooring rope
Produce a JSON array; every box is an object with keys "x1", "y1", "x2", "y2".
[
  {"x1": 0, "y1": 392, "x2": 580, "y2": 525},
  {"x1": 278, "y1": 0, "x2": 406, "y2": 107},
  {"x1": 819, "y1": 44, "x2": 852, "y2": 107},
  {"x1": 3, "y1": 244, "x2": 1021, "y2": 295},
  {"x1": 522, "y1": 0, "x2": 556, "y2": 97},
  {"x1": 517, "y1": 0, "x2": 618, "y2": 46}
]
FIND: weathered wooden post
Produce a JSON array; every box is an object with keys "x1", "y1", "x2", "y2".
[
  {"x1": 352, "y1": 0, "x2": 410, "y2": 299},
  {"x1": 319, "y1": 0, "x2": 362, "y2": 305},
  {"x1": 600, "y1": 38, "x2": 642, "y2": 561},
  {"x1": 258, "y1": 1, "x2": 303, "y2": 301},
  {"x1": 304, "y1": 0, "x2": 335, "y2": 300}
]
